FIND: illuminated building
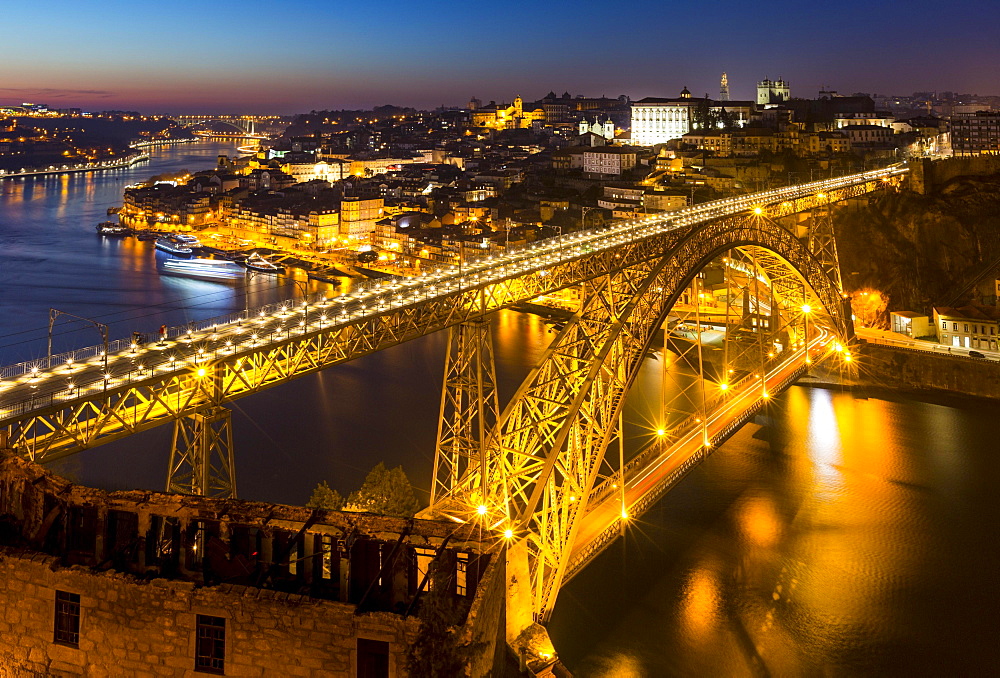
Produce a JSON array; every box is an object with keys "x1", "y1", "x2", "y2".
[
  {"x1": 630, "y1": 88, "x2": 754, "y2": 145},
  {"x1": 757, "y1": 78, "x2": 790, "y2": 106},
  {"x1": 951, "y1": 111, "x2": 1000, "y2": 156}
]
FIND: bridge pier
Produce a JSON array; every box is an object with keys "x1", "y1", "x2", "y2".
[
  {"x1": 166, "y1": 406, "x2": 237, "y2": 499},
  {"x1": 431, "y1": 318, "x2": 499, "y2": 507}
]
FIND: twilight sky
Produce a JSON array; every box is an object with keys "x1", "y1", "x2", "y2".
[{"x1": 2, "y1": 0, "x2": 997, "y2": 114}]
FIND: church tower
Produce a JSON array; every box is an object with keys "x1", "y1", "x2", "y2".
[{"x1": 720, "y1": 72, "x2": 730, "y2": 101}]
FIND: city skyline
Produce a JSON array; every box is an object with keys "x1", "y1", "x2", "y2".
[{"x1": 4, "y1": 0, "x2": 999, "y2": 113}]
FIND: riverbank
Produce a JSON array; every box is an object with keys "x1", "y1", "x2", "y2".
[
  {"x1": 0, "y1": 152, "x2": 149, "y2": 179},
  {"x1": 129, "y1": 138, "x2": 199, "y2": 149},
  {"x1": 797, "y1": 340, "x2": 1000, "y2": 400}
]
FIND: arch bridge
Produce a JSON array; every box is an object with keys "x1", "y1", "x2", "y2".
[
  {"x1": 0, "y1": 165, "x2": 906, "y2": 647},
  {"x1": 170, "y1": 114, "x2": 284, "y2": 136}
]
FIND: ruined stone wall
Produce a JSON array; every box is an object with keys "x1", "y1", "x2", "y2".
[
  {"x1": 909, "y1": 156, "x2": 1000, "y2": 195},
  {"x1": 460, "y1": 552, "x2": 507, "y2": 677},
  {"x1": 858, "y1": 342, "x2": 1000, "y2": 399},
  {"x1": 0, "y1": 452, "x2": 506, "y2": 677},
  {"x1": 0, "y1": 546, "x2": 419, "y2": 677}
]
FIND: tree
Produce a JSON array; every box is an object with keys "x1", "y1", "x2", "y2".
[
  {"x1": 405, "y1": 569, "x2": 469, "y2": 677},
  {"x1": 345, "y1": 462, "x2": 422, "y2": 517},
  {"x1": 306, "y1": 481, "x2": 344, "y2": 510},
  {"x1": 851, "y1": 288, "x2": 888, "y2": 329},
  {"x1": 356, "y1": 250, "x2": 378, "y2": 264}
]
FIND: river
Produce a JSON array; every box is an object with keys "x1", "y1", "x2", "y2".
[{"x1": 2, "y1": 141, "x2": 998, "y2": 675}]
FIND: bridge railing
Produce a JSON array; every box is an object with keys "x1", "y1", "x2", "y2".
[{"x1": 587, "y1": 368, "x2": 760, "y2": 507}]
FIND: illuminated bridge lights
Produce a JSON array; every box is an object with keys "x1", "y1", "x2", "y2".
[{"x1": 0, "y1": 165, "x2": 905, "y2": 483}]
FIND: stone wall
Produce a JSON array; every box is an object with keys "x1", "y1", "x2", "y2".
[
  {"x1": 0, "y1": 452, "x2": 506, "y2": 677},
  {"x1": 0, "y1": 546, "x2": 418, "y2": 677},
  {"x1": 858, "y1": 342, "x2": 1000, "y2": 399},
  {"x1": 909, "y1": 156, "x2": 1000, "y2": 195},
  {"x1": 460, "y1": 550, "x2": 506, "y2": 677}
]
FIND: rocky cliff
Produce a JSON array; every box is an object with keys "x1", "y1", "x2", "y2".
[{"x1": 835, "y1": 171, "x2": 1000, "y2": 312}]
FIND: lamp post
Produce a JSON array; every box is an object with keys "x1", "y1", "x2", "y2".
[
  {"x1": 801, "y1": 303, "x2": 812, "y2": 369},
  {"x1": 48, "y1": 309, "x2": 108, "y2": 373},
  {"x1": 284, "y1": 277, "x2": 311, "y2": 330}
]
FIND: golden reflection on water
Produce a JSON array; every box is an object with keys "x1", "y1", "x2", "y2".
[
  {"x1": 679, "y1": 566, "x2": 722, "y2": 640},
  {"x1": 736, "y1": 492, "x2": 782, "y2": 549},
  {"x1": 551, "y1": 382, "x2": 1000, "y2": 676}
]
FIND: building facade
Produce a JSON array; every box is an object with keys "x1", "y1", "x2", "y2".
[
  {"x1": 582, "y1": 147, "x2": 638, "y2": 176},
  {"x1": 630, "y1": 89, "x2": 753, "y2": 146},
  {"x1": 951, "y1": 111, "x2": 1000, "y2": 156},
  {"x1": 934, "y1": 306, "x2": 1000, "y2": 351},
  {"x1": 757, "y1": 79, "x2": 790, "y2": 106}
]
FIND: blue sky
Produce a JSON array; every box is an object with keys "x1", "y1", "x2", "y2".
[{"x1": 2, "y1": 0, "x2": 997, "y2": 113}]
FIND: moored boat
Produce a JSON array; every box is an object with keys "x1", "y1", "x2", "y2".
[
  {"x1": 160, "y1": 258, "x2": 246, "y2": 282},
  {"x1": 173, "y1": 233, "x2": 202, "y2": 248},
  {"x1": 243, "y1": 252, "x2": 285, "y2": 274},
  {"x1": 307, "y1": 270, "x2": 342, "y2": 285},
  {"x1": 96, "y1": 221, "x2": 131, "y2": 237},
  {"x1": 155, "y1": 237, "x2": 193, "y2": 256}
]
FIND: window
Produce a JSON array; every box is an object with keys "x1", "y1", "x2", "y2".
[
  {"x1": 357, "y1": 638, "x2": 389, "y2": 678},
  {"x1": 456, "y1": 553, "x2": 469, "y2": 596},
  {"x1": 195, "y1": 615, "x2": 225, "y2": 674},
  {"x1": 954, "y1": 323, "x2": 959, "y2": 331},
  {"x1": 54, "y1": 591, "x2": 80, "y2": 647},
  {"x1": 964, "y1": 324, "x2": 969, "y2": 333},
  {"x1": 414, "y1": 547, "x2": 435, "y2": 592}
]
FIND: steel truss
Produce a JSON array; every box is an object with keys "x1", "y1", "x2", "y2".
[
  {"x1": 2, "y1": 175, "x2": 892, "y2": 470},
  {"x1": 431, "y1": 319, "x2": 499, "y2": 506},
  {"x1": 808, "y1": 201, "x2": 843, "y2": 289},
  {"x1": 435, "y1": 212, "x2": 850, "y2": 622},
  {"x1": 166, "y1": 406, "x2": 236, "y2": 498}
]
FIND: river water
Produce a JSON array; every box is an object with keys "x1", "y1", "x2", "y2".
[{"x1": 2, "y1": 142, "x2": 999, "y2": 675}]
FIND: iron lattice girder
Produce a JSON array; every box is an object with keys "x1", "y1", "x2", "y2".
[
  {"x1": 472, "y1": 216, "x2": 849, "y2": 621},
  {"x1": 431, "y1": 319, "x2": 500, "y2": 505},
  {"x1": 3, "y1": 182, "x2": 863, "y2": 461},
  {"x1": 167, "y1": 406, "x2": 237, "y2": 499}
]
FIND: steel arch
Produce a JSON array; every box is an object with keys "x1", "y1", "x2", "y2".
[{"x1": 481, "y1": 216, "x2": 848, "y2": 621}]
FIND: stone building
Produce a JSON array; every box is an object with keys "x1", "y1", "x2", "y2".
[{"x1": 0, "y1": 451, "x2": 506, "y2": 677}]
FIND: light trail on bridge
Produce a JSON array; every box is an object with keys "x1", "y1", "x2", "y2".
[{"x1": 564, "y1": 326, "x2": 843, "y2": 581}]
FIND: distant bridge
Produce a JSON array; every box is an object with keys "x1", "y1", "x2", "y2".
[
  {"x1": 170, "y1": 114, "x2": 287, "y2": 136},
  {"x1": 0, "y1": 165, "x2": 907, "y2": 650}
]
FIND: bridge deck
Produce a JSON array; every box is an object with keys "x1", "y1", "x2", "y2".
[
  {"x1": 564, "y1": 332, "x2": 839, "y2": 581},
  {"x1": 0, "y1": 167, "x2": 906, "y2": 460}
]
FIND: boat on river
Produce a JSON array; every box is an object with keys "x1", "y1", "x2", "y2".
[
  {"x1": 243, "y1": 252, "x2": 285, "y2": 274},
  {"x1": 155, "y1": 237, "x2": 193, "y2": 256},
  {"x1": 96, "y1": 221, "x2": 131, "y2": 237},
  {"x1": 173, "y1": 233, "x2": 202, "y2": 248},
  {"x1": 160, "y1": 258, "x2": 246, "y2": 282}
]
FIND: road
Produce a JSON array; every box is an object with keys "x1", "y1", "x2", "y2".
[
  {"x1": 568, "y1": 330, "x2": 839, "y2": 572},
  {"x1": 856, "y1": 327, "x2": 1000, "y2": 361}
]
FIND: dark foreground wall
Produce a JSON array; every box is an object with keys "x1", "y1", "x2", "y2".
[
  {"x1": 0, "y1": 549, "x2": 418, "y2": 677},
  {"x1": 858, "y1": 342, "x2": 1000, "y2": 399},
  {"x1": 909, "y1": 156, "x2": 1000, "y2": 195}
]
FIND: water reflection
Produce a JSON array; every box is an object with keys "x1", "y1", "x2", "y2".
[
  {"x1": 549, "y1": 386, "x2": 1000, "y2": 676},
  {"x1": 0, "y1": 141, "x2": 338, "y2": 363}
]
